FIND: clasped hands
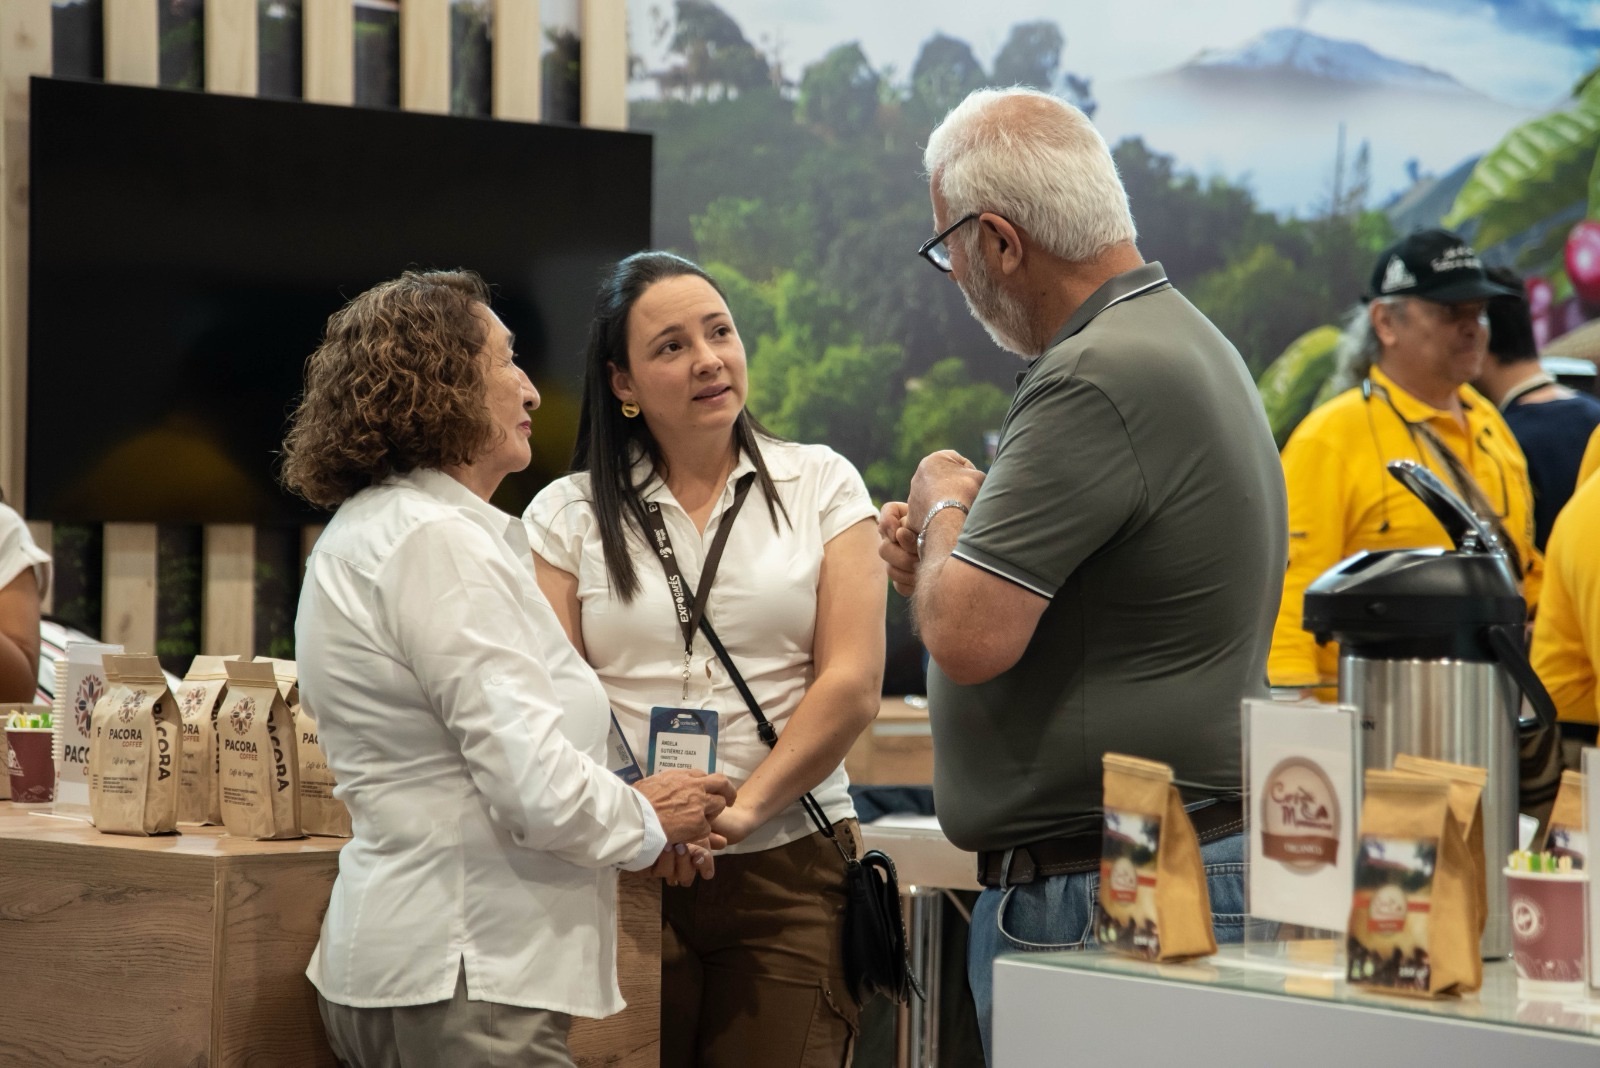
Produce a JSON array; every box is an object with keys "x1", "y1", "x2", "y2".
[
  {"x1": 633, "y1": 769, "x2": 760, "y2": 887},
  {"x1": 878, "y1": 450, "x2": 985, "y2": 597}
]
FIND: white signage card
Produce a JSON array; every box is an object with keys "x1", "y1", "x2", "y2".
[
  {"x1": 51, "y1": 641, "x2": 122, "y2": 810},
  {"x1": 1246, "y1": 699, "x2": 1357, "y2": 931},
  {"x1": 1584, "y1": 747, "x2": 1600, "y2": 997}
]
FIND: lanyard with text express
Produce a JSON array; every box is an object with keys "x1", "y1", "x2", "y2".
[{"x1": 641, "y1": 472, "x2": 756, "y2": 701}]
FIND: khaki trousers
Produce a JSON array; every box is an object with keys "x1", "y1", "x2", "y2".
[
  {"x1": 661, "y1": 820, "x2": 862, "y2": 1068},
  {"x1": 317, "y1": 962, "x2": 575, "y2": 1068}
]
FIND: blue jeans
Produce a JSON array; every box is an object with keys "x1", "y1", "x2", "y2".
[{"x1": 967, "y1": 832, "x2": 1246, "y2": 1065}]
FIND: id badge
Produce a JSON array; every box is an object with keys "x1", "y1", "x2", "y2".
[
  {"x1": 648, "y1": 706, "x2": 717, "y2": 775},
  {"x1": 605, "y1": 711, "x2": 643, "y2": 784}
]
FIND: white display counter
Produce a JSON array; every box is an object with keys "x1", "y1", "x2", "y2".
[{"x1": 994, "y1": 946, "x2": 1600, "y2": 1067}]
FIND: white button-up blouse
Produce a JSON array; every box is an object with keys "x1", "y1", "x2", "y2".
[{"x1": 299, "y1": 468, "x2": 662, "y2": 1016}]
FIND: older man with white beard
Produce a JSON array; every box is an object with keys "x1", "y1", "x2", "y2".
[{"x1": 877, "y1": 87, "x2": 1287, "y2": 1063}]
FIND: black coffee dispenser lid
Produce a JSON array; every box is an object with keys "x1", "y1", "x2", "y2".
[{"x1": 1302, "y1": 460, "x2": 1525, "y2": 660}]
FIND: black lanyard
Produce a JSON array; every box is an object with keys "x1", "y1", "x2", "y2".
[{"x1": 641, "y1": 472, "x2": 756, "y2": 700}]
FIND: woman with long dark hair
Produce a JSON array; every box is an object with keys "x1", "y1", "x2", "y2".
[{"x1": 525, "y1": 252, "x2": 885, "y2": 1067}]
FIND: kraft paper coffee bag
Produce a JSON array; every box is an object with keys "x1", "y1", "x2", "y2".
[
  {"x1": 259, "y1": 657, "x2": 298, "y2": 706},
  {"x1": 218, "y1": 659, "x2": 302, "y2": 840},
  {"x1": 1096, "y1": 753, "x2": 1217, "y2": 961},
  {"x1": 88, "y1": 655, "x2": 180, "y2": 836},
  {"x1": 1392, "y1": 753, "x2": 1488, "y2": 973},
  {"x1": 1544, "y1": 770, "x2": 1586, "y2": 870},
  {"x1": 1347, "y1": 769, "x2": 1477, "y2": 997},
  {"x1": 294, "y1": 703, "x2": 350, "y2": 838},
  {"x1": 174, "y1": 654, "x2": 241, "y2": 826}
]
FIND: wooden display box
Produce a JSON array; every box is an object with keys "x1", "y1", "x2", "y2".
[
  {"x1": 0, "y1": 804, "x2": 659, "y2": 1067},
  {"x1": 845, "y1": 696, "x2": 934, "y2": 785}
]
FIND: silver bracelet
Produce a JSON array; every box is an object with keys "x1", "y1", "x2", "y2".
[{"x1": 917, "y1": 499, "x2": 971, "y2": 555}]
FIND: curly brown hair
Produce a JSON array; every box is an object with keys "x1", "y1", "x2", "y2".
[{"x1": 280, "y1": 269, "x2": 495, "y2": 510}]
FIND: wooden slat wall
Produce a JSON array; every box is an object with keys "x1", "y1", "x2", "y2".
[
  {"x1": 101, "y1": 0, "x2": 161, "y2": 654},
  {"x1": 0, "y1": 1, "x2": 51, "y2": 508},
  {"x1": 493, "y1": 0, "x2": 542, "y2": 122},
  {"x1": 14, "y1": 0, "x2": 633, "y2": 657}
]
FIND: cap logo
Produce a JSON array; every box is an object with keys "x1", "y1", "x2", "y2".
[
  {"x1": 1430, "y1": 245, "x2": 1480, "y2": 273},
  {"x1": 1380, "y1": 256, "x2": 1416, "y2": 293}
]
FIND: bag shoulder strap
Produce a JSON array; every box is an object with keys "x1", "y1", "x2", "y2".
[{"x1": 698, "y1": 615, "x2": 855, "y2": 863}]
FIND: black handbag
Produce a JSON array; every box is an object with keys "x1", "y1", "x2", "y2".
[{"x1": 698, "y1": 617, "x2": 923, "y2": 1005}]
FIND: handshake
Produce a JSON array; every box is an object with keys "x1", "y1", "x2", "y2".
[{"x1": 634, "y1": 769, "x2": 742, "y2": 887}]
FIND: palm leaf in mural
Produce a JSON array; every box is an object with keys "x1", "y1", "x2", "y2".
[
  {"x1": 1442, "y1": 74, "x2": 1600, "y2": 248},
  {"x1": 1256, "y1": 325, "x2": 1340, "y2": 449}
]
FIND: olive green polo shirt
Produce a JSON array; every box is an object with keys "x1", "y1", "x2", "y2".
[{"x1": 928, "y1": 262, "x2": 1288, "y2": 853}]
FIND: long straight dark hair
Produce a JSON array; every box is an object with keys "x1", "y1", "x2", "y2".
[{"x1": 571, "y1": 251, "x2": 788, "y2": 601}]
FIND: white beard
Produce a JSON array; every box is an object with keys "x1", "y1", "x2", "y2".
[{"x1": 960, "y1": 254, "x2": 1039, "y2": 357}]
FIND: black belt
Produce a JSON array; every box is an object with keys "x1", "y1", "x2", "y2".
[{"x1": 976, "y1": 799, "x2": 1244, "y2": 888}]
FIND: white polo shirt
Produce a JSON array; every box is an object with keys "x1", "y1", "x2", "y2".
[
  {"x1": 525, "y1": 440, "x2": 876, "y2": 856},
  {"x1": 0, "y1": 503, "x2": 50, "y2": 601},
  {"x1": 298, "y1": 468, "x2": 663, "y2": 1015}
]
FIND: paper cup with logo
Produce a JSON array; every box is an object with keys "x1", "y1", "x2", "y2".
[
  {"x1": 6, "y1": 727, "x2": 56, "y2": 803},
  {"x1": 1505, "y1": 867, "x2": 1586, "y2": 991}
]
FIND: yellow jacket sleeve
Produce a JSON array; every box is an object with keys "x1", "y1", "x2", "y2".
[
  {"x1": 1530, "y1": 483, "x2": 1600, "y2": 726},
  {"x1": 1270, "y1": 432, "x2": 1350, "y2": 688}
]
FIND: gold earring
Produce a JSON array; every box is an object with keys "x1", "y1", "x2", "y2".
[{"x1": 620, "y1": 400, "x2": 640, "y2": 419}]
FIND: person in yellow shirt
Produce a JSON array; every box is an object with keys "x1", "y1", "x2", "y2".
[
  {"x1": 1270, "y1": 230, "x2": 1542, "y2": 695},
  {"x1": 1532, "y1": 450, "x2": 1600, "y2": 755}
]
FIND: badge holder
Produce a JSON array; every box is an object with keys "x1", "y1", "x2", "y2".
[
  {"x1": 647, "y1": 706, "x2": 718, "y2": 775},
  {"x1": 1240, "y1": 697, "x2": 1358, "y2": 979},
  {"x1": 605, "y1": 711, "x2": 643, "y2": 784}
]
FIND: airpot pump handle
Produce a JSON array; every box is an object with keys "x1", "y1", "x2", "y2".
[{"x1": 1485, "y1": 623, "x2": 1557, "y2": 734}]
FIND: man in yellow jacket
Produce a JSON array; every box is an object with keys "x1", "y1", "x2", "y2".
[{"x1": 1270, "y1": 230, "x2": 1543, "y2": 696}]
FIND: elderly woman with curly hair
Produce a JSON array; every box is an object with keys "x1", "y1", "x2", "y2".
[{"x1": 281, "y1": 268, "x2": 737, "y2": 1068}]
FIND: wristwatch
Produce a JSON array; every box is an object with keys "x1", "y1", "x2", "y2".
[{"x1": 917, "y1": 499, "x2": 971, "y2": 556}]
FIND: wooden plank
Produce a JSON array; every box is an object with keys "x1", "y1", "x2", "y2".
[
  {"x1": 302, "y1": 0, "x2": 354, "y2": 105},
  {"x1": 570, "y1": 870, "x2": 661, "y2": 1068},
  {"x1": 103, "y1": 522, "x2": 158, "y2": 653},
  {"x1": 0, "y1": 835, "x2": 215, "y2": 1066},
  {"x1": 579, "y1": 0, "x2": 626, "y2": 130},
  {"x1": 215, "y1": 853, "x2": 340, "y2": 1066},
  {"x1": 0, "y1": 0, "x2": 50, "y2": 507},
  {"x1": 400, "y1": 0, "x2": 450, "y2": 114},
  {"x1": 25, "y1": 519, "x2": 50, "y2": 613},
  {"x1": 204, "y1": 0, "x2": 258, "y2": 96},
  {"x1": 104, "y1": 0, "x2": 160, "y2": 87},
  {"x1": 493, "y1": 0, "x2": 541, "y2": 122},
  {"x1": 203, "y1": 524, "x2": 255, "y2": 656},
  {"x1": 102, "y1": 4, "x2": 161, "y2": 643}
]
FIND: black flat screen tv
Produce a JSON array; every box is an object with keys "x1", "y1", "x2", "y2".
[{"x1": 27, "y1": 76, "x2": 652, "y2": 524}]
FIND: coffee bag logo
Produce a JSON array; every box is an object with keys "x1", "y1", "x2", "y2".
[
  {"x1": 1511, "y1": 894, "x2": 1545, "y2": 941},
  {"x1": 230, "y1": 697, "x2": 256, "y2": 736},
  {"x1": 74, "y1": 673, "x2": 105, "y2": 735},
  {"x1": 1368, "y1": 884, "x2": 1410, "y2": 934},
  {"x1": 1107, "y1": 856, "x2": 1140, "y2": 904},
  {"x1": 117, "y1": 690, "x2": 148, "y2": 723},
  {"x1": 1261, "y1": 757, "x2": 1341, "y2": 872},
  {"x1": 181, "y1": 685, "x2": 209, "y2": 717}
]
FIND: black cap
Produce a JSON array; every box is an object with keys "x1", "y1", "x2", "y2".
[{"x1": 1366, "y1": 229, "x2": 1520, "y2": 304}]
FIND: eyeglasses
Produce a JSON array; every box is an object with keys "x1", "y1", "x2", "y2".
[{"x1": 916, "y1": 213, "x2": 979, "y2": 273}]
